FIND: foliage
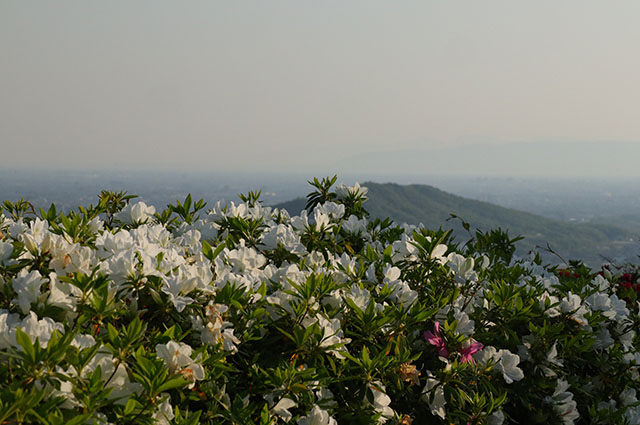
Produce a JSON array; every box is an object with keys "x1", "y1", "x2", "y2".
[
  {"x1": 0, "y1": 179, "x2": 639, "y2": 424},
  {"x1": 276, "y1": 182, "x2": 638, "y2": 267}
]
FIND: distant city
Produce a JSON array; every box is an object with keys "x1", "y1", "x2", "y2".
[{"x1": 3, "y1": 169, "x2": 640, "y2": 222}]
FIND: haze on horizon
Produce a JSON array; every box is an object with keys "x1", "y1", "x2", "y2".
[{"x1": 2, "y1": 1, "x2": 640, "y2": 176}]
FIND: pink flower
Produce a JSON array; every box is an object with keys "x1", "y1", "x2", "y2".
[
  {"x1": 424, "y1": 322, "x2": 449, "y2": 358},
  {"x1": 459, "y1": 339, "x2": 483, "y2": 363}
]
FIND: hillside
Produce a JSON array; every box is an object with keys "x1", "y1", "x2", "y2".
[{"x1": 275, "y1": 182, "x2": 640, "y2": 266}]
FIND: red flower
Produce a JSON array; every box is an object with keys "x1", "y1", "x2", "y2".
[
  {"x1": 459, "y1": 339, "x2": 483, "y2": 363},
  {"x1": 424, "y1": 322, "x2": 449, "y2": 358}
]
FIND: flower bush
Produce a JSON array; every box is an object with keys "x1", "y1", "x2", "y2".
[{"x1": 1, "y1": 178, "x2": 639, "y2": 424}]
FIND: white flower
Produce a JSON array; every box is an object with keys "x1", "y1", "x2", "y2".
[
  {"x1": 617, "y1": 322, "x2": 635, "y2": 350},
  {"x1": 597, "y1": 399, "x2": 616, "y2": 412},
  {"x1": 291, "y1": 210, "x2": 310, "y2": 231},
  {"x1": 0, "y1": 240, "x2": 13, "y2": 265},
  {"x1": 590, "y1": 275, "x2": 610, "y2": 291},
  {"x1": 431, "y1": 244, "x2": 448, "y2": 263},
  {"x1": 475, "y1": 345, "x2": 498, "y2": 364},
  {"x1": 156, "y1": 341, "x2": 205, "y2": 388},
  {"x1": 21, "y1": 218, "x2": 48, "y2": 254},
  {"x1": 625, "y1": 405, "x2": 640, "y2": 425},
  {"x1": 314, "y1": 387, "x2": 337, "y2": 407},
  {"x1": 266, "y1": 289, "x2": 296, "y2": 319},
  {"x1": 261, "y1": 224, "x2": 306, "y2": 254},
  {"x1": 609, "y1": 295, "x2": 629, "y2": 322},
  {"x1": 559, "y1": 292, "x2": 589, "y2": 326},
  {"x1": 47, "y1": 272, "x2": 80, "y2": 311},
  {"x1": 189, "y1": 218, "x2": 219, "y2": 242},
  {"x1": 389, "y1": 280, "x2": 418, "y2": 309},
  {"x1": 620, "y1": 388, "x2": 640, "y2": 423},
  {"x1": 87, "y1": 216, "x2": 104, "y2": 234},
  {"x1": 542, "y1": 343, "x2": 563, "y2": 377},
  {"x1": 297, "y1": 405, "x2": 337, "y2": 425},
  {"x1": 226, "y1": 201, "x2": 251, "y2": 219},
  {"x1": 95, "y1": 230, "x2": 135, "y2": 258},
  {"x1": 620, "y1": 388, "x2": 637, "y2": 406},
  {"x1": 312, "y1": 210, "x2": 332, "y2": 233},
  {"x1": 541, "y1": 292, "x2": 561, "y2": 317},
  {"x1": 346, "y1": 283, "x2": 371, "y2": 311},
  {"x1": 585, "y1": 293, "x2": 615, "y2": 320},
  {"x1": 478, "y1": 254, "x2": 490, "y2": 270},
  {"x1": 367, "y1": 382, "x2": 394, "y2": 422},
  {"x1": 0, "y1": 310, "x2": 20, "y2": 349},
  {"x1": 115, "y1": 201, "x2": 155, "y2": 225},
  {"x1": 152, "y1": 394, "x2": 174, "y2": 425},
  {"x1": 539, "y1": 275, "x2": 560, "y2": 290},
  {"x1": 453, "y1": 310, "x2": 475, "y2": 337},
  {"x1": 174, "y1": 229, "x2": 202, "y2": 253},
  {"x1": 315, "y1": 202, "x2": 345, "y2": 220},
  {"x1": 161, "y1": 274, "x2": 197, "y2": 313},
  {"x1": 225, "y1": 241, "x2": 266, "y2": 273},
  {"x1": 593, "y1": 327, "x2": 614, "y2": 350},
  {"x1": 446, "y1": 253, "x2": 476, "y2": 282},
  {"x1": 316, "y1": 316, "x2": 350, "y2": 358},
  {"x1": 495, "y1": 350, "x2": 524, "y2": 384},
  {"x1": 12, "y1": 269, "x2": 47, "y2": 314},
  {"x1": 71, "y1": 333, "x2": 96, "y2": 349},
  {"x1": 91, "y1": 412, "x2": 113, "y2": 425},
  {"x1": 194, "y1": 302, "x2": 241, "y2": 353},
  {"x1": 383, "y1": 265, "x2": 402, "y2": 283},
  {"x1": 108, "y1": 362, "x2": 143, "y2": 402},
  {"x1": 476, "y1": 347, "x2": 524, "y2": 384},
  {"x1": 8, "y1": 220, "x2": 28, "y2": 239},
  {"x1": 268, "y1": 396, "x2": 297, "y2": 422},
  {"x1": 421, "y1": 371, "x2": 446, "y2": 419},
  {"x1": 18, "y1": 312, "x2": 64, "y2": 348},
  {"x1": 584, "y1": 292, "x2": 628, "y2": 323},
  {"x1": 487, "y1": 410, "x2": 505, "y2": 425},
  {"x1": 549, "y1": 379, "x2": 579, "y2": 425},
  {"x1": 332, "y1": 253, "x2": 357, "y2": 282},
  {"x1": 342, "y1": 215, "x2": 367, "y2": 234},
  {"x1": 82, "y1": 352, "x2": 141, "y2": 402},
  {"x1": 335, "y1": 182, "x2": 368, "y2": 200},
  {"x1": 100, "y1": 248, "x2": 137, "y2": 285},
  {"x1": 391, "y1": 234, "x2": 418, "y2": 262}
]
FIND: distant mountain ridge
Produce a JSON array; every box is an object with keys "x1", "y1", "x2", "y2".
[
  {"x1": 275, "y1": 182, "x2": 640, "y2": 266},
  {"x1": 330, "y1": 142, "x2": 640, "y2": 178}
]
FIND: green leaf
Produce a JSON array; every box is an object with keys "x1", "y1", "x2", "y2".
[
  {"x1": 344, "y1": 297, "x2": 364, "y2": 320},
  {"x1": 361, "y1": 346, "x2": 371, "y2": 366},
  {"x1": 202, "y1": 240, "x2": 214, "y2": 261},
  {"x1": 124, "y1": 398, "x2": 140, "y2": 415},
  {"x1": 212, "y1": 241, "x2": 227, "y2": 260},
  {"x1": 156, "y1": 377, "x2": 189, "y2": 393},
  {"x1": 64, "y1": 414, "x2": 93, "y2": 425},
  {"x1": 181, "y1": 411, "x2": 202, "y2": 425},
  {"x1": 291, "y1": 383, "x2": 307, "y2": 393},
  {"x1": 260, "y1": 403, "x2": 271, "y2": 425},
  {"x1": 15, "y1": 328, "x2": 35, "y2": 362},
  {"x1": 47, "y1": 411, "x2": 65, "y2": 425},
  {"x1": 107, "y1": 323, "x2": 119, "y2": 345}
]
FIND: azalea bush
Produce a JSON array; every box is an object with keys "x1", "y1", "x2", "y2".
[{"x1": 1, "y1": 177, "x2": 640, "y2": 425}]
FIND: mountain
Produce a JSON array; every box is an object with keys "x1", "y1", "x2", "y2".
[{"x1": 275, "y1": 182, "x2": 640, "y2": 266}]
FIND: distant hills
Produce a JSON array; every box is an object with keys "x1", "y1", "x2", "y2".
[
  {"x1": 275, "y1": 182, "x2": 640, "y2": 267},
  {"x1": 330, "y1": 142, "x2": 640, "y2": 178}
]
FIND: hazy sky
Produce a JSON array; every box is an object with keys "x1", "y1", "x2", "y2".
[{"x1": 2, "y1": 1, "x2": 640, "y2": 175}]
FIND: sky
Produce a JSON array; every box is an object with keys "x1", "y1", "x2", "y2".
[{"x1": 2, "y1": 1, "x2": 640, "y2": 176}]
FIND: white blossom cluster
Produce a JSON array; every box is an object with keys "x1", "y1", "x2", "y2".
[{"x1": 1, "y1": 182, "x2": 639, "y2": 424}]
